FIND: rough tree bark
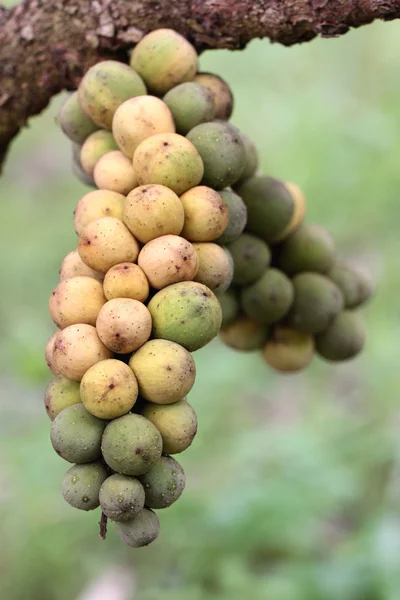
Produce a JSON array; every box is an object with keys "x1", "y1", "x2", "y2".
[{"x1": 0, "y1": 0, "x2": 399, "y2": 169}]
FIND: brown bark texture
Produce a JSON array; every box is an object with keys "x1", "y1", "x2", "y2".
[{"x1": 0, "y1": 0, "x2": 399, "y2": 168}]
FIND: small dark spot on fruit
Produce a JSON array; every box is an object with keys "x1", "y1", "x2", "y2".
[
  {"x1": 123, "y1": 265, "x2": 129, "y2": 270},
  {"x1": 115, "y1": 332, "x2": 120, "y2": 337},
  {"x1": 135, "y1": 447, "x2": 142, "y2": 454},
  {"x1": 202, "y1": 292, "x2": 208, "y2": 297},
  {"x1": 109, "y1": 383, "x2": 115, "y2": 389},
  {"x1": 183, "y1": 256, "x2": 187, "y2": 261},
  {"x1": 163, "y1": 142, "x2": 169, "y2": 147}
]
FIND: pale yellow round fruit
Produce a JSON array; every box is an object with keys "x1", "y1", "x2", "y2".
[
  {"x1": 59, "y1": 250, "x2": 104, "y2": 281},
  {"x1": 142, "y1": 398, "x2": 197, "y2": 454},
  {"x1": 45, "y1": 331, "x2": 61, "y2": 375},
  {"x1": 93, "y1": 151, "x2": 137, "y2": 195},
  {"x1": 49, "y1": 276, "x2": 107, "y2": 329},
  {"x1": 263, "y1": 327, "x2": 314, "y2": 372},
  {"x1": 193, "y1": 243, "x2": 233, "y2": 293},
  {"x1": 96, "y1": 298, "x2": 152, "y2": 353},
  {"x1": 138, "y1": 235, "x2": 198, "y2": 290},
  {"x1": 103, "y1": 263, "x2": 149, "y2": 302},
  {"x1": 74, "y1": 189, "x2": 125, "y2": 236},
  {"x1": 180, "y1": 186, "x2": 228, "y2": 241},
  {"x1": 80, "y1": 130, "x2": 118, "y2": 175}
]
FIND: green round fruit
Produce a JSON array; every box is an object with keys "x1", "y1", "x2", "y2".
[
  {"x1": 62, "y1": 461, "x2": 109, "y2": 511},
  {"x1": 234, "y1": 133, "x2": 259, "y2": 187},
  {"x1": 45, "y1": 377, "x2": 81, "y2": 421},
  {"x1": 328, "y1": 261, "x2": 374, "y2": 309},
  {"x1": 263, "y1": 327, "x2": 314, "y2": 373},
  {"x1": 142, "y1": 398, "x2": 197, "y2": 454},
  {"x1": 315, "y1": 311, "x2": 366, "y2": 361},
  {"x1": 99, "y1": 474, "x2": 145, "y2": 521},
  {"x1": 219, "y1": 317, "x2": 268, "y2": 351},
  {"x1": 148, "y1": 281, "x2": 222, "y2": 352},
  {"x1": 287, "y1": 273, "x2": 344, "y2": 334},
  {"x1": 186, "y1": 121, "x2": 246, "y2": 190},
  {"x1": 139, "y1": 455, "x2": 185, "y2": 509},
  {"x1": 163, "y1": 82, "x2": 216, "y2": 134},
  {"x1": 215, "y1": 189, "x2": 247, "y2": 244},
  {"x1": 51, "y1": 404, "x2": 106, "y2": 463},
  {"x1": 193, "y1": 73, "x2": 233, "y2": 120},
  {"x1": 101, "y1": 413, "x2": 162, "y2": 476},
  {"x1": 227, "y1": 233, "x2": 271, "y2": 286},
  {"x1": 241, "y1": 268, "x2": 294, "y2": 325},
  {"x1": 218, "y1": 289, "x2": 240, "y2": 326},
  {"x1": 59, "y1": 92, "x2": 98, "y2": 144},
  {"x1": 115, "y1": 508, "x2": 160, "y2": 547},
  {"x1": 80, "y1": 130, "x2": 118, "y2": 176},
  {"x1": 277, "y1": 224, "x2": 336, "y2": 275}
]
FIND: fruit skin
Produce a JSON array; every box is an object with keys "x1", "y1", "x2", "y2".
[
  {"x1": 315, "y1": 311, "x2": 366, "y2": 362},
  {"x1": 287, "y1": 272, "x2": 344, "y2": 334},
  {"x1": 96, "y1": 298, "x2": 152, "y2": 354},
  {"x1": 227, "y1": 233, "x2": 271, "y2": 286},
  {"x1": 142, "y1": 398, "x2": 197, "y2": 454},
  {"x1": 138, "y1": 235, "x2": 199, "y2": 289},
  {"x1": 78, "y1": 60, "x2": 147, "y2": 129},
  {"x1": 215, "y1": 189, "x2": 247, "y2": 244},
  {"x1": 45, "y1": 377, "x2": 81, "y2": 421},
  {"x1": 101, "y1": 413, "x2": 162, "y2": 476},
  {"x1": 123, "y1": 184, "x2": 184, "y2": 244},
  {"x1": 46, "y1": 332, "x2": 62, "y2": 376},
  {"x1": 51, "y1": 403, "x2": 106, "y2": 463},
  {"x1": 103, "y1": 263, "x2": 149, "y2": 302},
  {"x1": 74, "y1": 189, "x2": 125, "y2": 236},
  {"x1": 53, "y1": 324, "x2": 112, "y2": 382},
  {"x1": 148, "y1": 281, "x2": 222, "y2": 352},
  {"x1": 133, "y1": 133, "x2": 204, "y2": 196},
  {"x1": 58, "y1": 92, "x2": 98, "y2": 144},
  {"x1": 328, "y1": 262, "x2": 374, "y2": 309},
  {"x1": 193, "y1": 73, "x2": 234, "y2": 120},
  {"x1": 180, "y1": 186, "x2": 229, "y2": 242},
  {"x1": 219, "y1": 317, "x2": 268, "y2": 351},
  {"x1": 49, "y1": 276, "x2": 106, "y2": 329},
  {"x1": 186, "y1": 121, "x2": 246, "y2": 190},
  {"x1": 234, "y1": 133, "x2": 259, "y2": 187},
  {"x1": 72, "y1": 146, "x2": 96, "y2": 187},
  {"x1": 60, "y1": 250, "x2": 104, "y2": 282},
  {"x1": 193, "y1": 243, "x2": 233, "y2": 294},
  {"x1": 80, "y1": 130, "x2": 118, "y2": 176},
  {"x1": 241, "y1": 268, "x2": 294, "y2": 325},
  {"x1": 62, "y1": 461, "x2": 109, "y2": 511},
  {"x1": 129, "y1": 339, "x2": 196, "y2": 404},
  {"x1": 78, "y1": 217, "x2": 139, "y2": 273},
  {"x1": 93, "y1": 151, "x2": 137, "y2": 195},
  {"x1": 139, "y1": 455, "x2": 185, "y2": 509},
  {"x1": 115, "y1": 508, "x2": 160, "y2": 547},
  {"x1": 278, "y1": 182, "x2": 307, "y2": 241},
  {"x1": 130, "y1": 29, "x2": 198, "y2": 95},
  {"x1": 218, "y1": 289, "x2": 240, "y2": 326},
  {"x1": 163, "y1": 82, "x2": 216, "y2": 134},
  {"x1": 99, "y1": 474, "x2": 145, "y2": 521},
  {"x1": 112, "y1": 95, "x2": 175, "y2": 158},
  {"x1": 263, "y1": 326, "x2": 314, "y2": 373},
  {"x1": 80, "y1": 359, "x2": 138, "y2": 419},
  {"x1": 277, "y1": 224, "x2": 336, "y2": 275}
]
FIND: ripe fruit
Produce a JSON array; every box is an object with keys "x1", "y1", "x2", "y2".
[
  {"x1": 240, "y1": 268, "x2": 294, "y2": 325},
  {"x1": 263, "y1": 327, "x2": 314, "y2": 372},
  {"x1": 49, "y1": 276, "x2": 106, "y2": 329},
  {"x1": 219, "y1": 317, "x2": 268, "y2": 351},
  {"x1": 115, "y1": 508, "x2": 160, "y2": 547},
  {"x1": 101, "y1": 413, "x2": 162, "y2": 475},
  {"x1": 315, "y1": 311, "x2": 366, "y2": 361},
  {"x1": 193, "y1": 243, "x2": 233, "y2": 294},
  {"x1": 193, "y1": 73, "x2": 234, "y2": 120},
  {"x1": 99, "y1": 474, "x2": 145, "y2": 521},
  {"x1": 215, "y1": 189, "x2": 247, "y2": 244},
  {"x1": 180, "y1": 186, "x2": 229, "y2": 242},
  {"x1": 80, "y1": 130, "x2": 118, "y2": 176},
  {"x1": 59, "y1": 250, "x2": 104, "y2": 281},
  {"x1": 163, "y1": 82, "x2": 216, "y2": 134},
  {"x1": 45, "y1": 377, "x2": 81, "y2": 421},
  {"x1": 62, "y1": 462, "x2": 109, "y2": 511},
  {"x1": 277, "y1": 224, "x2": 336, "y2": 275},
  {"x1": 58, "y1": 91, "x2": 98, "y2": 144},
  {"x1": 96, "y1": 298, "x2": 152, "y2": 353},
  {"x1": 227, "y1": 233, "x2": 271, "y2": 286},
  {"x1": 103, "y1": 263, "x2": 149, "y2": 302},
  {"x1": 328, "y1": 261, "x2": 374, "y2": 309},
  {"x1": 139, "y1": 455, "x2": 185, "y2": 508},
  {"x1": 93, "y1": 151, "x2": 137, "y2": 195},
  {"x1": 74, "y1": 189, "x2": 125, "y2": 236},
  {"x1": 138, "y1": 235, "x2": 199, "y2": 289},
  {"x1": 80, "y1": 359, "x2": 138, "y2": 419},
  {"x1": 142, "y1": 398, "x2": 197, "y2": 454},
  {"x1": 45, "y1": 332, "x2": 61, "y2": 376},
  {"x1": 129, "y1": 339, "x2": 196, "y2": 404}
]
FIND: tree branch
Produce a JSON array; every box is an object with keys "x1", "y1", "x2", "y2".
[{"x1": 0, "y1": 0, "x2": 399, "y2": 170}]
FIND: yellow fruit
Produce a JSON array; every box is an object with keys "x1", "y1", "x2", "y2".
[
  {"x1": 96, "y1": 298, "x2": 152, "y2": 353},
  {"x1": 74, "y1": 189, "x2": 125, "y2": 236},
  {"x1": 49, "y1": 276, "x2": 107, "y2": 329},
  {"x1": 103, "y1": 263, "x2": 149, "y2": 302},
  {"x1": 59, "y1": 250, "x2": 104, "y2": 281},
  {"x1": 138, "y1": 235, "x2": 199, "y2": 289},
  {"x1": 180, "y1": 186, "x2": 228, "y2": 242},
  {"x1": 93, "y1": 151, "x2": 137, "y2": 195}
]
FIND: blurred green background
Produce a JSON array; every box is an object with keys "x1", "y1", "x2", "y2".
[{"x1": 1, "y1": 18, "x2": 400, "y2": 600}]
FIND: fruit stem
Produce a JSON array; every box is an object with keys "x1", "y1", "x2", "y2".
[{"x1": 99, "y1": 511, "x2": 108, "y2": 540}]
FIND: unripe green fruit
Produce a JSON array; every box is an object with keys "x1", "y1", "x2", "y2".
[
  {"x1": 180, "y1": 186, "x2": 229, "y2": 242},
  {"x1": 59, "y1": 250, "x2": 104, "y2": 282},
  {"x1": 328, "y1": 262, "x2": 374, "y2": 309},
  {"x1": 101, "y1": 413, "x2": 162, "y2": 476},
  {"x1": 263, "y1": 327, "x2": 314, "y2": 373},
  {"x1": 80, "y1": 130, "x2": 118, "y2": 176},
  {"x1": 287, "y1": 273, "x2": 344, "y2": 334},
  {"x1": 93, "y1": 151, "x2": 137, "y2": 195},
  {"x1": 142, "y1": 398, "x2": 197, "y2": 455},
  {"x1": 139, "y1": 455, "x2": 185, "y2": 509},
  {"x1": 129, "y1": 339, "x2": 196, "y2": 404},
  {"x1": 194, "y1": 73, "x2": 234, "y2": 120},
  {"x1": 138, "y1": 235, "x2": 199, "y2": 289},
  {"x1": 227, "y1": 233, "x2": 271, "y2": 286},
  {"x1": 315, "y1": 311, "x2": 366, "y2": 361},
  {"x1": 277, "y1": 224, "x2": 336, "y2": 275},
  {"x1": 49, "y1": 276, "x2": 106, "y2": 329},
  {"x1": 115, "y1": 508, "x2": 160, "y2": 547},
  {"x1": 186, "y1": 121, "x2": 246, "y2": 190},
  {"x1": 215, "y1": 189, "x2": 247, "y2": 244},
  {"x1": 234, "y1": 133, "x2": 259, "y2": 187},
  {"x1": 96, "y1": 298, "x2": 152, "y2": 354},
  {"x1": 218, "y1": 289, "x2": 240, "y2": 326},
  {"x1": 99, "y1": 474, "x2": 145, "y2": 521},
  {"x1": 45, "y1": 377, "x2": 81, "y2": 421},
  {"x1": 148, "y1": 281, "x2": 222, "y2": 352},
  {"x1": 59, "y1": 92, "x2": 98, "y2": 144},
  {"x1": 219, "y1": 317, "x2": 268, "y2": 351},
  {"x1": 62, "y1": 461, "x2": 109, "y2": 511},
  {"x1": 163, "y1": 82, "x2": 216, "y2": 134},
  {"x1": 51, "y1": 404, "x2": 106, "y2": 463},
  {"x1": 130, "y1": 29, "x2": 198, "y2": 95},
  {"x1": 241, "y1": 268, "x2": 294, "y2": 325},
  {"x1": 78, "y1": 60, "x2": 146, "y2": 129},
  {"x1": 193, "y1": 243, "x2": 233, "y2": 294},
  {"x1": 74, "y1": 189, "x2": 125, "y2": 236}
]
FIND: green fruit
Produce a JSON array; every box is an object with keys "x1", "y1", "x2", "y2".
[
  {"x1": 72, "y1": 143, "x2": 95, "y2": 187},
  {"x1": 142, "y1": 398, "x2": 197, "y2": 455},
  {"x1": 234, "y1": 133, "x2": 259, "y2": 187},
  {"x1": 277, "y1": 224, "x2": 336, "y2": 275},
  {"x1": 194, "y1": 73, "x2": 234, "y2": 120},
  {"x1": 328, "y1": 261, "x2": 374, "y2": 309},
  {"x1": 101, "y1": 413, "x2": 162, "y2": 476},
  {"x1": 263, "y1": 326, "x2": 314, "y2": 373},
  {"x1": 139, "y1": 455, "x2": 185, "y2": 509},
  {"x1": 215, "y1": 189, "x2": 247, "y2": 244},
  {"x1": 219, "y1": 317, "x2": 268, "y2": 351},
  {"x1": 287, "y1": 273, "x2": 344, "y2": 334},
  {"x1": 218, "y1": 289, "x2": 240, "y2": 326},
  {"x1": 99, "y1": 474, "x2": 145, "y2": 521},
  {"x1": 80, "y1": 130, "x2": 118, "y2": 176},
  {"x1": 59, "y1": 92, "x2": 98, "y2": 144},
  {"x1": 186, "y1": 121, "x2": 246, "y2": 190},
  {"x1": 51, "y1": 404, "x2": 106, "y2": 463},
  {"x1": 62, "y1": 461, "x2": 108, "y2": 511},
  {"x1": 78, "y1": 60, "x2": 146, "y2": 129},
  {"x1": 241, "y1": 268, "x2": 294, "y2": 325},
  {"x1": 315, "y1": 311, "x2": 366, "y2": 361},
  {"x1": 227, "y1": 233, "x2": 271, "y2": 286},
  {"x1": 115, "y1": 508, "x2": 160, "y2": 547},
  {"x1": 45, "y1": 377, "x2": 81, "y2": 421},
  {"x1": 163, "y1": 82, "x2": 216, "y2": 134},
  {"x1": 148, "y1": 282, "x2": 222, "y2": 352}
]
